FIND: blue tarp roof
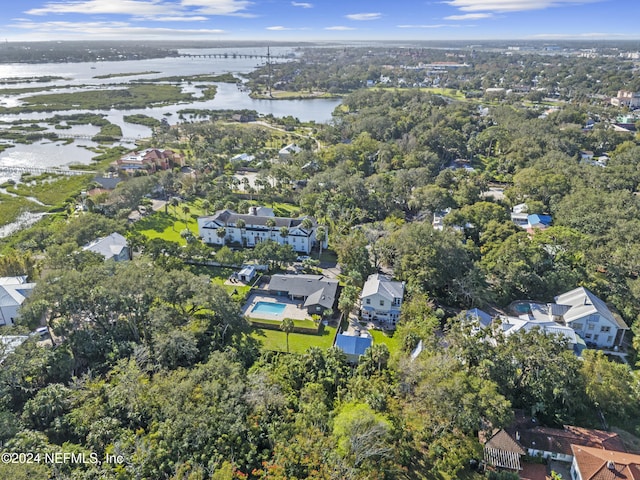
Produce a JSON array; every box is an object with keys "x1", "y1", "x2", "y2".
[
  {"x1": 335, "y1": 334, "x2": 372, "y2": 357},
  {"x1": 528, "y1": 214, "x2": 552, "y2": 226}
]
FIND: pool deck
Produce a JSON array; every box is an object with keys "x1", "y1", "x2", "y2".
[{"x1": 243, "y1": 292, "x2": 310, "y2": 321}]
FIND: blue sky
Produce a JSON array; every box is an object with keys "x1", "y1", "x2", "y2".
[{"x1": 2, "y1": 0, "x2": 640, "y2": 42}]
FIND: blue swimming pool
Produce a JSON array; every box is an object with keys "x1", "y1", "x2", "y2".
[{"x1": 252, "y1": 301, "x2": 287, "y2": 316}]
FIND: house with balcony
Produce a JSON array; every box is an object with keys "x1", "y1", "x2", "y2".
[
  {"x1": 197, "y1": 208, "x2": 326, "y2": 254},
  {"x1": 112, "y1": 148, "x2": 184, "y2": 173},
  {"x1": 552, "y1": 287, "x2": 628, "y2": 348},
  {"x1": 360, "y1": 274, "x2": 405, "y2": 329}
]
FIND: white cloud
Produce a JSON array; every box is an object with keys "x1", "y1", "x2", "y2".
[
  {"x1": 445, "y1": 13, "x2": 493, "y2": 19},
  {"x1": 266, "y1": 25, "x2": 309, "y2": 31},
  {"x1": 141, "y1": 16, "x2": 209, "y2": 21},
  {"x1": 345, "y1": 12, "x2": 381, "y2": 21},
  {"x1": 26, "y1": 0, "x2": 251, "y2": 18},
  {"x1": 291, "y1": 1, "x2": 313, "y2": 7},
  {"x1": 446, "y1": 0, "x2": 601, "y2": 13},
  {"x1": 11, "y1": 19, "x2": 226, "y2": 39},
  {"x1": 397, "y1": 24, "x2": 461, "y2": 28},
  {"x1": 27, "y1": 0, "x2": 179, "y2": 16},
  {"x1": 179, "y1": 0, "x2": 251, "y2": 15},
  {"x1": 325, "y1": 26, "x2": 356, "y2": 31},
  {"x1": 528, "y1": 32, "x2": 635, "y2": 39}
]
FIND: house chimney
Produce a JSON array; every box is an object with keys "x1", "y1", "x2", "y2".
[
  {"x1": 607, "y1": 461, "x2": 615, "y2": 470},
  {"x1": 249, "y1": 206, "x2": 258, "y2": 216}
]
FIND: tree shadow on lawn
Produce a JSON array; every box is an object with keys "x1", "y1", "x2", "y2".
[{"x1": 135, "y1": 212, "x2": 176, "y2": 233}]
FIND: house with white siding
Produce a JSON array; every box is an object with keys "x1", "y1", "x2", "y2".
[
  {"x1": 360, "y1": 274, "x2": 405, "y2": 329},
  {"x1": 0, "y1": 276, "x2": 36, "y2": 326},
  {"x1": 553, "y1": 287, "x2": 628, "y2": 348},
  {"x1": 197, "y1": 208, "x2": 327, "y2": 254}
]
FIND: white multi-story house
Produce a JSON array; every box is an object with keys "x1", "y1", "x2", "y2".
[
  {"x1": 0, "y1": 276, "x2": 36, "y2": 326},
  {"x1": 197, "y1": 208, "x2": 327, "y2": 254},
  {"x1": 360, "y1": 274, "x2": 405, "y2": 329},
  {"x1": 552, "y1": 287, "x2": 628, "y2": 348}
]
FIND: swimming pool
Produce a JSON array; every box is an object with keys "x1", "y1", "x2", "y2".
[{"x1": 252, "y1": 301, "x2": 287, "y2": 316}]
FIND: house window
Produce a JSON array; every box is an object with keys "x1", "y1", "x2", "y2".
[
  {"x1": 587, "y1": 323, "x2": 595, "y2": 330},
  {"x1": 573, "y1": 323, "x2": 583, "y2": 331},
  {"x1": 600, "y1": 326, "x2": 610, "y2": 333},
  {"x1": 366, "y1": 299, "x2": 370, "y2": 305},
  {"x1": 608, "y1": 336, "x2": 613, "y2": 343},
  {"x1": 380, "y1": 300, "x2": 385, "y2": 306},
  {"x1": 594, "y1": 334, "x2": 599, "y2": 341}
]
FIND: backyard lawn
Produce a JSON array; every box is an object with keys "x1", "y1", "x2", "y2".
[
  {"x1": 251, "y1": 325, "x2": 337, "y2": 354},
  {"x1": 135, "y1": 200, "x2": 206, "y2": 245},
  {"x1": 370, "y1": 329, "x2": 402, "y2": 356}
]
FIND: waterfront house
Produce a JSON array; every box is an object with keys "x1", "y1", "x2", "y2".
[{"x1": 113, "y1": 148, "x2": 184, "y2": 173}]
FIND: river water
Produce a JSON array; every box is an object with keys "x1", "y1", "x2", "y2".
[{"x1": 0, "y1": 47, "x2": 342, "y2": 172}]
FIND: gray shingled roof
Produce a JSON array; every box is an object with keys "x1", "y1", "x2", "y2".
[
  {"x1": 200, "y1": 209, "x2": 317, "y2": 231},
  {"x1": 83, "y1": 233, "x2": 128, "y2": 260},
  {"x1": 360, "y1": 273, "x2": 404, "y2": 301},
  {"x1": 269, "y1": 274, "x2": 338, "y2": 309},
  {"x1": 555, "y1": 287, "x2": 628, "y2": 330}
]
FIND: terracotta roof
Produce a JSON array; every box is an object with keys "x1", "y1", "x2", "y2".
[
  {"x1": 486, "y1": 429, "x2": 526, "y2": 455},
  {"x1": 572, "y1": 445, "x2": 640, "y2": 480},
  {"x1": 517, "y1": 425, "x2": 625, "y2": 456},
  {"x1": 520, "y1": 462, "x2": 549, "y2": 480}
]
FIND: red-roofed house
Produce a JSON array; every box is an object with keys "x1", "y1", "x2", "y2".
[
  {"x1": 113, "y1": 148, "x2": 184, "y2": 173},
  {"x1": 570, "y1": 445, "x2": 640, "y2": 480}
]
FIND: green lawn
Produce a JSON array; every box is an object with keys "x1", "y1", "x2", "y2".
[
  {"x1": 370, "y1": 329, "x2": 402, "y2": 356},
  {"x1": 251, "y1": 326, "x2": 337, "y2": 354},
  {"x1": 248, "y1": 317, "x2": 318, "y2": 330},
  {"x1": 135, "y1": 201, "x2": 206, "y2": 245},
  {"x1": 185, "y1": 264, "x2": 252, "y2": 301}
]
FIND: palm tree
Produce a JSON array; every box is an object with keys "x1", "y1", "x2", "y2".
[
  {"x1": 301, "y1": 217, "x2": 313, "y2": 232},
  {"x1": 280, "y1": 318, "x2": 295, "y2": 353},
  {"x1": 236, "y1": 218, "x2": 246, "y2": 246},
  {"x1": 181, "y1": 205, "x2": 191, "y2": 231},
  {"x1": 169, "y1": 197, "x2": 179, "y2": 231},
  {"x1": 266, "y1": 217, "x2": 276, "y2": 241},
  {"x1": 279, "y1": 226, "x2": 289, "y2": 245},
  {"x1": 201, "y1": 199, "x2": 211, "y2": 215},
  {"x1": 315, "y1": 226, "x2": 326, "y2": 259},
  {"x1": 216, "y1": 227, "x2": 226, "y2": 246}
]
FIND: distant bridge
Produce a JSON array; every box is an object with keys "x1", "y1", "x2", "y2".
[
  {"x1": 0, "y1": 166, "x2": 95, "y2": 176},
  {"x1": 178, "y1": 52, "x2": 291, "y2": 60},
  {"x1": 55, "y1": 133, "x2": 141, "y2": 143}
]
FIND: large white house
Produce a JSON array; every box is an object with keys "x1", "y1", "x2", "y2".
[
  {"x1": 197, "y1": 208, "x2": 327, "y2": 254},
  {"x1": 553, "y1": 287, "x2": 628, "y2": 348},
  {"x1": 0, "y1": 276, "x2": 36, "y2": 326},
  {"x1": 360, "y1": 273, "x2": 405, "y2": 329}
]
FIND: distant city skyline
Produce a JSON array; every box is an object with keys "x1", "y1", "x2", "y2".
[{"x1": 2, "y1": 0, "x2": 640, "y2": 42}]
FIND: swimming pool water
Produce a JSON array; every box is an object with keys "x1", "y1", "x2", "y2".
[{"x1": 252, "y1": 301, "x2": 287, "y2": 316}]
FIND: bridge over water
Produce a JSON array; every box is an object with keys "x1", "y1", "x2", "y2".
[
  {"x1": 0, "y1": 165, "x2": 95, "y2": 176},
  {"x1": 178, "y1": 52, "x2": 291, "y2": 60}
]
